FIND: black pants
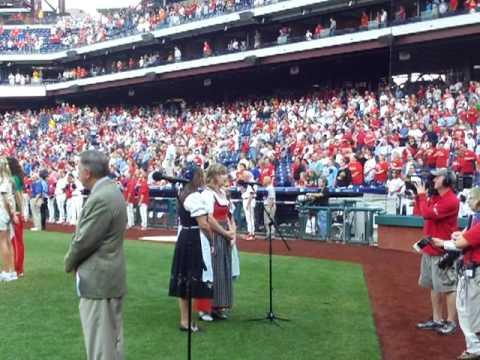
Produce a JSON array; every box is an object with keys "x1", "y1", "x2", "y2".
[{"x1": 40, "y1": 201, "x2": 48, "y2": 230}]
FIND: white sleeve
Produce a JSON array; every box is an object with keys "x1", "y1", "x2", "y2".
[
  {"x1": 184, "y1": 192, "x2": 208, "y2": 218},
  {"x1": 200, "y1": 189, "x2": 215, "y2": 215},
  {"x1": 0, "y1": 179, "x2": 11, "y2": 194}
]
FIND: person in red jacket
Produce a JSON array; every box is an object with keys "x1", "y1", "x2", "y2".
[
  {"x1": 431, "y1": 187, "x2": 480, "y2": 359},
  {"x1": 415, "y1": 169, "x2": 459, "y2": 335}
]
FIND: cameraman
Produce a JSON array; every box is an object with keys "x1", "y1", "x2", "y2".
[
  {"x1": 431, "y1": 187, "x2": 480, "y2": 360},
  {"x1": 415, "y1": 169, "x2": 460, "y2": 335}
]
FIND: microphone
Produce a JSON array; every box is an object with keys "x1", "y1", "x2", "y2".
[
  {"x1": 237, "y1": 180, "x2": 262, "y2": 187},
  {"x1": 152, "y1": 171, "x2": 189, "y2": 184}
]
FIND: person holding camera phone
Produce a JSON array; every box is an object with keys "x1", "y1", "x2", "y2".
[
  {"x1": 415, "y1": 168, "x2": 460, "y2": 335},
  {"x1": 431, "y1": 187, "x2": 480, "y2": 360}
]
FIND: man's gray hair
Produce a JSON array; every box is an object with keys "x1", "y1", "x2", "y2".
[{"x1": 80, "y1": 150, "x2": 109, "y2": 179}]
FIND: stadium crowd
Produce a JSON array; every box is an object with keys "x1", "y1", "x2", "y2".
[
  {"x1": 0, "y1": 0, "x2": 275, "y2": 52},
  {"x1": 0, "y1": 0, "x2": 477, "y2": 53},
  {"x1": 0, "y1": 80, "x2": 478, "y2": 226}
]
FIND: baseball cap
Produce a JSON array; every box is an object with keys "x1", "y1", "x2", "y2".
[{"x1": 431, "y1": 168, "x2": 456, "y2": 184}]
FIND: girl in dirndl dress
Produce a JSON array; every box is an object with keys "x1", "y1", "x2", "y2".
[{"x1": 195, "y1": 163, "x2": 238, "y2": 321}]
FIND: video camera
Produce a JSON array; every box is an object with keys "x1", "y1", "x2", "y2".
[{"x1": 413, "y1": 236, "x2": 460, "y2": 269}]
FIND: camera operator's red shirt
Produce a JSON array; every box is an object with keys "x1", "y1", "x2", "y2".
[
  {"x1": 417, "y1": 189, "x2": 459, "y2": 256},
  {"x1": 462, "y1": 223, "x2": 480, "y2": 266}
]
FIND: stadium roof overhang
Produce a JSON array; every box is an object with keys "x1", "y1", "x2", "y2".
[
  {"x1": 43, "y1": 14, "x2": 480, "y2": 97},
  {"x1": 0, "y1": 0, "x2": 356, "y2": 64},
  {"x1": 2, "y1": 13, "x2": 479, "y2": 100}
]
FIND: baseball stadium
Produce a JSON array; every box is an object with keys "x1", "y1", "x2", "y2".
[{"x1": 0, "y1": 0, "x2": 479, "y2": 359}]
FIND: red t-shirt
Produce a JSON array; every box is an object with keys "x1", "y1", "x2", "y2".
[
  {"x1": 348, "y1": 161, "x2": 364, "y2": 186},
  {"x1": 259, "y1": 165, "x2": 275, "y2": 184},
  {"x1": 364, "y1": 132, "x2": 376, "y2": 148},
  {"x1": 374, "y1": 161, "x2": 388, "y2": 183},
  {"x1": 463, "y1": 223, "x2": 480, "y2": 266},
  {"x1": 391, "y1": 158, "x2": 403, "y2": 171},
  {"x1": 435, "y1": 148, "x2": 449, "y2": 168},
  {"x1": 417, "y1": 190, "x2": 459, "y2": 256},
  {"x1": 426, "y1": 149, "x2": 436, "y2": 167},
  {"x1": 460, "y1": 149, "x2": 476, "y2": 175}
]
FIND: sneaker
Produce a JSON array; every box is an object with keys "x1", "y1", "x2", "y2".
[
  {"x1": 30, "y1": 227, "x2": 39, "y2": 231},
  {"x1": 458, "y1": 351, "x2": 480, "y2": 360},
  {"x1": 0, "y1": 271, "x2": 17, "y2": 282},
  {"x1": 198, "y1": 312, "x2": 213, "y2": 322},
  {"x1": 416, "y1": 319, "x2": 444, "y2": 330},
  {"x1": 437, "y1": 321, "x2": 457, "y2": 335}
]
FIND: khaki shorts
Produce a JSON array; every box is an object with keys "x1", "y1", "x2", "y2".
[{"x1": 419, "y1": 253, "x2": 457, "y2": 293}]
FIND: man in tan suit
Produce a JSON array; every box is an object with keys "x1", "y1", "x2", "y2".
[{"x1": 64, "y1": 150, "x2": 127, "y2": 360}]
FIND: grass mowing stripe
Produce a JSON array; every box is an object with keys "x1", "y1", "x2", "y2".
[{"x1": 0, "y1": 232, "x2": 381, "y2": 360}]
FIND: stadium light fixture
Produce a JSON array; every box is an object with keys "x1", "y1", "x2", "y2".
[
  {"x1": 244, "y1": 55, "x2": 259, "y2": 65},
  {"x1": 142, "y1": 33, "x2": 155, "y2": 42},
  {"x1": 239, "y1": 11, "x2": 254, "y2": 21},
  {"x1": 144, "y1": 72, "x2": 157, "y2": 81}
]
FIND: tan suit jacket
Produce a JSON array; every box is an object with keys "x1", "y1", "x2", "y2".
[{"x1": 64, "y1": 178, "x2": 127, "y2": 299}]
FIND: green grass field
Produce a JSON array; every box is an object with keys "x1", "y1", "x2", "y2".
[{"x1": 0, "y1": 232, "x2": 381, "y2": 360}]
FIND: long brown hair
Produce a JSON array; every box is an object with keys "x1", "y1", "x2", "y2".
[{"x1": 178, "y1": 167, "x2": 205, "y2": 205}]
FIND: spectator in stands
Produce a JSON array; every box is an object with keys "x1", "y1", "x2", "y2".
[
  {"x1": 349, "y1": 154, "x2": 364, "y2": 186},
  {"x1": 363, "y1": 150, "x2": 377, "y2": 185},
  {"x1": 305, "y1": 29, "x2": 313, "y2": 41},
  {"x1": 314, "y1": 23, "x2": 323, "y2": 38},
  {"x1": 203, "y1": 41, "x2": 212, "y2": 57},
  {"x1": 450, "y1": 0, "x2": 459, "y2": 13},
  {"x1": 380, "y1": 9, "x2": 388, "y2": 27},
  {"x1": 466, "y1": 0, "x2": 477, "y2": 12},
  {"x1": 174, "y1": 46, "x2": 182, "y2": 62},
  {"x1": 329, "y1": 17, "x2": 336, "y2": 36},
  {"x1": 395, "y1": 5, "x2": 407, "y2": 21},
  {"x1": 374, "y1": 154, "x2": 389, "y2": 185},
  {"x1": 360, "y1": 11, "x2": 369, "y2": 28},
  {"x1": 336, "y1": 157, "x2": 352, "y2": 187},
  {"x1": 254, "y1": 30, "x2": 262, "y2": 49}
]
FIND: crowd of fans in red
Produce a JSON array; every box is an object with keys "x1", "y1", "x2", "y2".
[
  {"x1": 0, "y1": 80, "x2": 479, "y2": 195},
  {"x1": 0, "y1": 0, "x2": 269, "y2": 52}
]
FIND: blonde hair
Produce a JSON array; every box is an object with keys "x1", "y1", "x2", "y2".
[
  {"x1": 0, "y1": 158, "x2": 12, "y2": 180},
  {"x1": 468, "y1": 187, "x2": 480, "y2": 212},
  {"x1": 206, "y1": 163, "x2": 227, "y2": 186}
]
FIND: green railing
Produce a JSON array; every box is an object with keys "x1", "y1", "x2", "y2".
[{"x1": 297, "y1": 202, "x2": 385, "y2": 244}]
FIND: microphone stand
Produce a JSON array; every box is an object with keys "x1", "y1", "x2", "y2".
[
  {"x1": 247, "y1": 183, "x2": 291, "y2": 326},
  {"x1": 171, "y1": 181, "x2": 194, "y2": 360}
]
